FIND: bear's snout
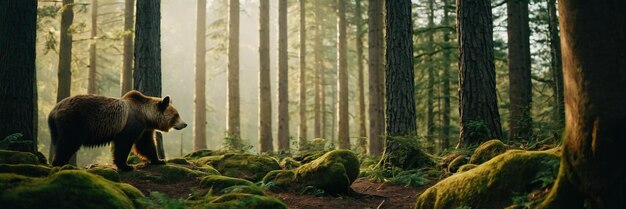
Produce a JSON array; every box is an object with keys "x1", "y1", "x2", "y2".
[{"x1": 174, "y1": 121, "x2": 187, "y2": 130}]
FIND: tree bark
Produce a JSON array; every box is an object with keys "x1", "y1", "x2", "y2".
[
  {"x1": 440, "y1": 0, "x2": 452, "y2": 151},
  {"x1": 277, "y1": 0, "x2": 290, "y2": 151},
  {"x1": 337, "y1": 0, "x2": 349, "y2": 149},
  {"x1": 456, "y1": 0, "x2": 503, "y2": 147},
  {"x1": 194, "y1": 0, "x2": 207, "y2": 151},
  {"x1": 0, "y1": 0, "x2": 38, "y2": 152},
  {"x1": 121, "y1": 0, "x2": 134, "y2": 96},
  {"x1": 298, "y1": 0, "x2": 307, "y2": 149},
  {"x1": 227, "y1": 0, "x2": 241, "y2": 147},
  {"x1": 368, "y1": 0, "x2": 384, "y2": 156},
  {"x1": 258, "y1": 0, "x2": 273, "y2": 153},
  {"x1": 134, "y1": 0, "x2": 164, "y2": 159},
  {"x1": 313, "y1": 1, "x2": 322, "y2": 139},
  {"x1": 507, "y1": 0, "x2": 532, "y2": 140},
  {"x1": 88, "y1": 0, "x2": 98, "y2": 95},
  {"x1": 426, "y1": 0, "x2": 436, "y2": 153},
  {"x1": 548, "y1": 0, "x2": 564, "y2": 128},
  {"x1": 355, "y1": 0, "x2": 367, "y2": 153},
  {"x1": 386, "y1": 0, "x2": 416, "y2": 137},
  {"x1": 538, "y1": 0, "x2": 626, "y2": 208}
]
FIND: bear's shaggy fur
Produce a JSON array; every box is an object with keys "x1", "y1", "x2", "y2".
[{"x1": 48, "y1": 90, "x2": 187, "y2": 171}]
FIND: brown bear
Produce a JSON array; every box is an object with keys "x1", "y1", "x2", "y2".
[{"x1": 48, "y1": 90, "x2": 187, "y2": 171}]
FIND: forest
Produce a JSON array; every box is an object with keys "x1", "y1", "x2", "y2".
[{"x1": 0, "y1": 0, "x2": 624, "y2": 208}]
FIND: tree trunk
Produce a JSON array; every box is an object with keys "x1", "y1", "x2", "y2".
[
  {"x1": 426, "y1": 0, "x2": 436, "y2": 153},
  {"x1": 456, "y1": 0, "x2": 503, "y2": 147},
  {"x1": 227, "y1": 0, "x2": 241, "y2": 148},
  {"x1": 194, "y1": 0, "x2": 207, "y2": 151},
  {"x1": 0, "y1": 0, "x2": 37, "y2": 152},
  {"x1": 52, "y1": 0, "x2": 77, "y2": 165},
  {"x1": 538, "y1": 0, "x2": 626, "y2": 208},
  {"x1": 548, "y1": 0, "x2": 564, "y2": 128},
  {"x1": 258, "y1": 0, "x2": 273, "y2": 153},
  {"x1": 277, "y1": 0, "x2": 290, "y2": 151},
  {"x1": 336, "y1": 0, "x2": 349, "y2": 150},
  {"x1": 298, "y1": 0, "x2": 307, "y2": 149},
  {"x1": 440, "y1": 0, "x2": 452, "y2": 151},
  {"x1": 507, "y1": 0, "x2": 532, "y2": 140},
  {"x1": 355, "y1": 0, "x2": 366, "y2": 153},
  {"x1": 313, "y1": 1, "x2": 322, "y2": 139},
  {"x1": 368, "y1": 0, "x2": 384, "y2": 156},
  {"x1": 134, "y1": 0, "x2": 164, "y2": 159},
  {"x1": 386, "y1": 0, "x2": 415, "y2": 137},
  {"x1": 88, "y1": 0, "x2": 98, "y2": 95},
  {"x1": 121, "y1": 0, "x2": 134, "y2": 96}
]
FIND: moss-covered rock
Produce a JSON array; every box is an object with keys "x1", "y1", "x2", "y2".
[
  {"x1": 279, "y1": 157, "x2": 302, "y2": 170},
  {"x1": 0, "y1": 150, "x2": 40, "y2": 165},
  {"x1": 0, "y1": 170, "x2": 145, "y2": 209},
  {"x1": 193, "y1": 153, "x2": 280, "y2": 182},
  {"x1": 87, "y1": 167, "x2": 120, "y2": 182},
  {"x1": 414, "y1": 149, "x2": 560, "y2": 209},
  {"x1": 184, "y1": 149, "x2": 230, "y2": 160},
  {"x1": 469, "y1": 139, "x2": 507, "y2": 164},
  {"x1": 0, "y1": 164, "x2": 51, "y2": 177},
  {"x1": 457, "y1": 164, "x2": 477, "y2": 173},
  {"x1": 195, "y1": 165, "x2": 220, "y2": 175},
  {"x1": 167, "y1": 158, "x2": 190, "y2": 165},
  {"x1": 447, "y1": 155, "x2": 469, "y2": 173},
  {"x1": 0, "y1": 173, "x2": 34, "y2": 190},
  {"x1": 263, "y1": 150, "x2": 360, "y2": 195},
  {"x1": 293, "y1": 150, "x2": 327, "y2": 164},
  {"x1": 120, "y1": 164, "x2": 209, "y2": 184},
  {"x1": 200, "y1": 175, "x2": 263, "y2": 196},
  {"x1": 202, "y1": 193, "x2": 287, "y2": 209}
]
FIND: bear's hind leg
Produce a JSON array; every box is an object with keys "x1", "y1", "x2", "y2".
[
  {"x1": 51, "y1": 139, "x2": 80, "y2": 167},
  {"x1": 133, "y1": 130, "x2": 164, "y2": 165}
]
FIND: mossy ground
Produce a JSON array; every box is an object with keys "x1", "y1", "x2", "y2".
[
  {"x1": 469, "y1": 139, "x2": 508, "y2": 164},
  {"x1": 0, "y1": 150, "x2": 40, "y2": 165},
  {"x1": 191, "y1": 153, "x2": 280, "y2": 182}
]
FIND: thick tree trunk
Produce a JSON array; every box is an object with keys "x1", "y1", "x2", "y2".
[
  {"x1": 426, "y1": 0, "x2": 436, "y2": 153},
  {"x1": 277, "y1": 0, "x2": 289, "y2": 151},
  {"x1": 368, "y1": 0, "x2": 384, "y2": 156},
  {"x1": 386, "y1": 0, "x2": 415, "y2": 137},
  {"x1": 134, "y1": 0, "x2": 164, "y2": 159},
  {"x1": 337, "y1": 0, "x2": 349, "y2": 150},
  {"x1": 507, "y1": 0, "x2": 532, "y2": 140},
  {"x1": 258, "y1": 0, "x2": 273, "y2": 153},
  {"x1": 298, "y1": 0, "x2": 307, "y2": 148},
  {"x1": 88, "y1": 0, "x2": 98, "y2": 94},
  {"x1": 0, "y1": 0, "x2": 38, "y2": 152},
  {"x1": 548, "y1": 0, "x2": 564, "y2": 128},
  {"x1": 440, "y1": 0, "x2": 452, "y2": 151},
  {"x1": 538, "y1": 0, "x2": 626, "y2": 208},
  {"x1": 456, "y1": 0, "x2": 503, "y2": 147},
  {"x1": 121, "y1": 0, "x2": 134, "y2": 96},
  {"x1": 355, "y1": 0, "x2": 367, "y2": 153},
  {"x1": 194, "y1": 0, "x2": 207, "y2": 151},
  {"x1": 227, "y1": 0, "x2": 241, "y2": 147}
]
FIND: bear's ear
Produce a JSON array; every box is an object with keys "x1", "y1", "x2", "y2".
[{"x1": 159, "y1": 96, "x2": 170, "y2": 111}]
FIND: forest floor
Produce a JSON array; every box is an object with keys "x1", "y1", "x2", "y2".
[{"x1": 121, "y1": 166, "x2": 432, "y2": 209}]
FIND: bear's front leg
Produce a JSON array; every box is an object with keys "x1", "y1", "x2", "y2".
[
  {"x1": 133, "y1": 129, "x2": 165, "y2": 165},
  {"x1": 113, "y1": 139, "x2": 135, "y2": 171}
]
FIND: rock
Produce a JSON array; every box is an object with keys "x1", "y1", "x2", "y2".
[
  {"x1": 203, "y1": 193, "x2": 287, "y2": 209},
  {"x1": 0, "y1": 170, "x2": 145, "y2": 209},
  {"x1": 469, "y1": 139, "x2": 507, "y2": 164},
  {"x1": 200, "y1": 175, "x2": 263, "y2": 196},
  {"x1": 166, "y1": 158, "x2": 190, "y2": 165},
  {"x1": 263, "y1": 150, "x2": 360, "y2": 195},
  {"x1": 447, "y1": 155, "x2": 469, "y2": 173},
  {"x1": 120, "y1": 164, "x2": 211, "y2": 184},
  {"x1": 0, "y1": 164, "x2": 51, "y2": 177},
  {"x1": 0, "y1": 150, "x2": 40, "y2": 165},
  {"x1": 293, "y1": 150, "x2": 327, "y2": 164},
  {"x1": 184, "y1": 149, "x2": 230, "y2": 160},
  {"x1": 193, "y1": 153, "x2": 280, "y2": 182},
  {"x1": 414, "y1": 149, "x2": 560, "y2": 209},
  {"x1": 87, "y1": 167, "x2": 120, "y2": 182}
]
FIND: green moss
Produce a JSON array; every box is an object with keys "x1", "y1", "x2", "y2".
[
  {"x1": 264, "y1": 150, "x2": 360, "y2": 195},
  {"x1": 0, "y1": 164, "x2": 51, "y2": 177},
  {"x1": 194, "y1": 153, "x2": 280, "y2": 182},
  {"x1": 195, "y1": 165, "x2": 220, "y2": 175},
  {"x1": 447, "y1": 155, "x2": 469, "y2": 173},
  {"x1": 184, "y1": 149, "x2": 229, "y2": 160},
  {"x1": 0, "y1": 170, "x2": 145, "y2": 209},
  {"x1": 87, "y1": 167, "x2": 120, "y2": 182},
  {"x1": 0, "y1": 150, "x2": 40, "y2": 165},
  {"x1": 279, "y1": 157, "x2": 302, "y2": 170},
  {"x1": 378, "y1": 136, "x2": 436, "y2": 170},
  {"x1": 457, "y1": 164, "x2": 477, "y2": 173},
  {"x1": 469, "y1": 139, "x2": 507, "y2": 164},
  {"x1": 414, "y1": 150, "x2": 560, "y2": 209},
  {"x1": 167, "y1": 158, "x2": 190, "y2": 165},
  {"x1": 293, "y1": 150, "x2": 327, "y2": 164},
  {"x1": 200, "y1": 175, "x2": 262, "y2": 195},
  {"x1": 0, "y1": 173, "x2": 35, "y2": 190},
  {"x1": 154, "y1": 164, "x2": 209, "y2": 183},
  {"x1": 202, "y1": 193, "x2": 287, "y2": 209},
  {"x1": 127, "y1": 155, "x2": 141, "y2": 164}
]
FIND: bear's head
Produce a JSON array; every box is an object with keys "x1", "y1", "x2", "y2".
[{"x1": 155, "y1": 96, "x2": 187, "y2": 132}]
